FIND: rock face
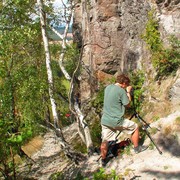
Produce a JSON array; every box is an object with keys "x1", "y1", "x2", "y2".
[{"x1": 73, "y1": 0, "x2": 180, "y2": 113}]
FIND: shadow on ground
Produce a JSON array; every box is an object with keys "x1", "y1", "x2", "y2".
[
  {"x1": 157, "y1": 132, "x2": 180, "y2": 156},
  {"x1": 142, "y1": 169, "x2": 180, "y2": 180}
]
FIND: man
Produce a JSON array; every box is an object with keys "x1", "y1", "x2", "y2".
[{"x1": 100, "y1": 74, "x2": 148, "y2": 166}]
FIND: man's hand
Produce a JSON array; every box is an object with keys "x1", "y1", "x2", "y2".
[
  {"x1": 126, "y1": 86, "x2": 133, "y2": 104},
  {"x1": 126, "y1": 86, "x2": 133, "y2": 93}
]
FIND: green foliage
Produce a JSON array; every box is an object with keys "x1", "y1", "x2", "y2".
[
  {"x1": 127, "y1": 70, "x2": 145, "y2": 114},
  {"x1": 142, "y1": 10, "x2": 162, "y2": 53},
  {"x1": 90, "y1": 84, "x2": 105, "y2": 147},
  {"x1": 49, "y1": 171, "x2": 65, "y2": 180},
  {"x1": 93, "y1": 168, "x2": 108, "y2": 180},
  {"x1": 148, "y1": 142, "x2": 155, "y2": 150},
  {"x1": 175, "y1": 116, "x2": 180, "y2": 125},
  {"x1": 50, "y1": 43, "x2": 81, "y2": 127},
  {"x1": 51, "y1": 60, "x2": 73, "y2": 127},
  {"x1": 50, "y1": 43, "x2": 62, "y2": 59},
  {"x1": 64, "y1": 43, "x2": 80, "y2": 77},
  {"x1": 91, "y1": 83, "x2": 105, "y2": 114},
  {"x1": 122, "y1": 145, "x2": 131, "y2": 156},
  {"x1": 123, "y1": 168, "x2": 134, "y2": 177},
  {"x1": 0, "y1": 0, "x2": 78, "y2": 178},
  {"x1": 92, "y1": 168, "x2": 121, "y2": 180},
  {"x1": 164, "y1": 166, "x2": 169, "y2": 170},
  {"x1": 50, "y1": 171, "x2": 85, "y2": 180},
  {"x1": 90, "y1": 120, "x2": 102, "y2": 147},
  {"x1": 149, "y1": 127, "x2": 158, "y2": 135},
  {"x1": 142, "y1": 10, "x2": 180, "y2": 78},
  {"x1": 0, "y1": 1, "x2": 50, "y2": 178},
  {"x1": 50, "y1": 168, "x2": 122, "y2": 180},
  {"x1": 73, "y1": 141, "x2": 87, "y2": 154},
  {"x1": 152, "y1": 37, "x2": 180, "y2": 78},
  {"x1": 152, "y1": 115, "x2": 160, "y2": 122},
  {"x1": 130, "y1": 70, "x2": 145, "y2": 90},
  {"x1": 74, "y1": 172, "x2": 86, "y2": 180}
]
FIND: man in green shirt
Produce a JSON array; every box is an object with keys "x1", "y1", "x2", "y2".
[{"x1": 100, "y1": 74, "x2": 148, "y2": 166}]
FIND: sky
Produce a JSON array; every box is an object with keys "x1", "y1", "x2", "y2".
[
  {"x1": 53, "y1": 0, "x2": 67, "y2": 8},
  {"x1": 52, "y1": 0, "x2": 72, "y2": 26},
  {"x1": 53, "y1": 0, "x2": 62, "y2": 7}
]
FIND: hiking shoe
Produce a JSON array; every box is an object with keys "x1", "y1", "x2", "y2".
[
  {"x1": 101, "y1": 158, "x2": 108, "y2": 167},
  {"x1": 134, "y1": 145, "x2": 148, "y2": 154},
  {"x1": 106, "y1": 152, "x2": 114, "y2": 159}
]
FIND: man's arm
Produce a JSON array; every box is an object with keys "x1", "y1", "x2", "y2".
[{"x1": 125, "y1": 86, "x2": 133, "y2": 107}]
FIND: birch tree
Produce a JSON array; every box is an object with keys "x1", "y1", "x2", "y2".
[
  {"x1": 54, "y1": 0, "x2": 94, "y2": 154},
  {"x1": 37, "y1": 0, "x2": 82, "y2": 162}
]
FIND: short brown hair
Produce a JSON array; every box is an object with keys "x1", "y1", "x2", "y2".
[{"x1": 116, "y1": 74, "x2": 130, "y2": 85}]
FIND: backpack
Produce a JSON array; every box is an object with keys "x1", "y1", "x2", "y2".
[{"x1": 106, "y1": 138, "x2": 131, "y2": 158}]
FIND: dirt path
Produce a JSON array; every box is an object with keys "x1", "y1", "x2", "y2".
[{"x1": 19, "y1": 111, "x2": 180, "y2": 179}]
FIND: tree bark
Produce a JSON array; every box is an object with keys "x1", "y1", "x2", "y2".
[
  {"x1": 37, "y1": 0, "x2": 83, "y2": 163},
  {"x1": 55, "y1": 0, "x2": 94, "y2": 154}
]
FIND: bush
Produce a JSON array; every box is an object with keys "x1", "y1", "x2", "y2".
[{"x1": 142, "y1": 10, "x2": 180, "y2": 79}]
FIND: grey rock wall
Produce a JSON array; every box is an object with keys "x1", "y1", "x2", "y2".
[{"x1": 73, "y1": 0, "x2": 180, "y2": 111}]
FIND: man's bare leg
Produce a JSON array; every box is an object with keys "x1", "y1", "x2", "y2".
[
  {"x1": 131, "y1": 127, "x2": 148, "y2": 153},
  {"x1": 131, "y1": 128, "x2": 139, "y2": 148},
  {"x1": 100, "y1": 141, "x2": 108, "y2": 159}
]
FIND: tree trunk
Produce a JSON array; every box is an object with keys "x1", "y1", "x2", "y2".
[
  {"x1": 55, "y1": 0, "x2": 94, "y2": 154},
  {"x1": 37, "y1": 0, "x2": 82, "y2": 163}
]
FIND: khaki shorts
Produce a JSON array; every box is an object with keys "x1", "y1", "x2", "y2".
[{"x1": 101, "y1": 119, "x2": 138, "y2": 141}]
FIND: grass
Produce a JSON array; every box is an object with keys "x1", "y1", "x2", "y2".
[
  {"x1": 163, "y1": 166, "x2": 169, "y2": 170},
  {"x1": 164, "y1": 126, "x2": 172, "y2": 135},
  {"x1": 123, "y1": 168, "x2": 135, "y2": 177},
  {"x1": 150, "y1": 127, "x2": 158, "y2": 135},
  {"x1": 148, "y1": 142, "x2": 155, "y2": 150},
  {"x1": 175, "y1": 117, "x2": 180, "y2": 125}
]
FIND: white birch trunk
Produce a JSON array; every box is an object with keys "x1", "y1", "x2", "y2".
[
  {"x1": 37, "y1": 0, "x2": 84, "y2": 162},
  {"x1": 37, "y1": 0, "x2": 59, "y2": 129},
  {"x1": 74, "y1": 102, "x2": 93, "y2": 149},
  {"x1": 48, "y1": 25, "x2": 67, "y2": 42},
  {"x1": 58, "y1": 1, "x2": 72, "y2": 81},
  {"x1": 55, "y1": 0, "x2": 94, "y2": 154}
]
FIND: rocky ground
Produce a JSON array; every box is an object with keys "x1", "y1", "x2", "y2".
[{"x1": 18, "y1": 111, "x2": 180, "y2": 180}]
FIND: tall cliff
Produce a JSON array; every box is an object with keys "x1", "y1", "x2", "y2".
[{"x1": 73, "y1": 0, "x2": 180, "y2": 119}]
